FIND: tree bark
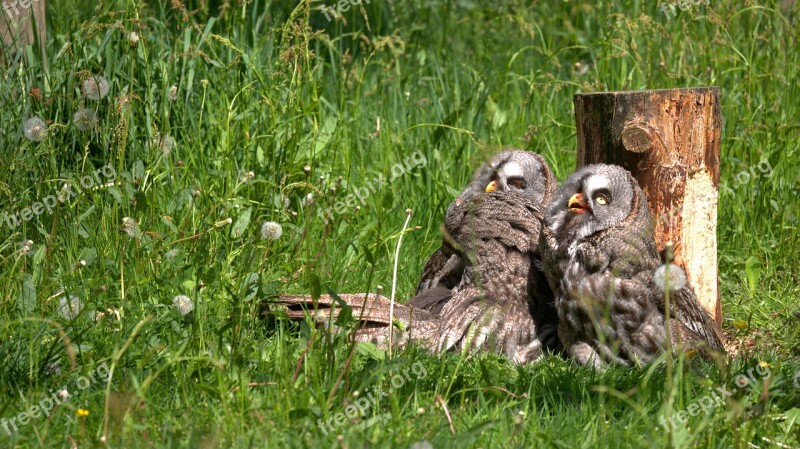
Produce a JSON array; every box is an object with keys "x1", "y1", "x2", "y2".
[
  {"x1": 574, "y1": 87, "x2": 722, "y2": 328},
  {"x1": 1, "y1": 0, "x2": 47, "y2": 64}
]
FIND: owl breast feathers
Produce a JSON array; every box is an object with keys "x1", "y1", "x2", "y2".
[{"x1": 540, "y1": 164, "x2": 724, "y2": 368}]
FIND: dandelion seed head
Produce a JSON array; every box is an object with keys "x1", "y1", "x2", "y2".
[
  {"x1": 129, "y1": 31, "x2": 139, "y2": 46},
  {"x1": 409, "y1": 442, "x2": 433, "y2": 449},
  {"x1": 23, "y1": 116, "x2": 47, "y2": 141},
  {"x1": 173, "y1": 295, "x2": 194, "y2": 316},
  {"x1": 165, "y1": 248, "x2": 180, "y2": 261},
  {"x1": 260, "y1": 221, "x2": 282, "y2": 240},
  {"x1": 121, "y1": 217, "x2": 138, "y2": 238},
  {"x1": 653, "y1": 264, "x2": 687, "y2": 293},
  {"x1": 58, "y1": 294, "x2": 83, "y2": 320},
  {"x1": 150, "y1": 133, "x2": 176, "y2": 155},
  {"x1": 82, "y1": 75, "x2": 110, "y2": 100},
  {"x1": 302, "y1": 193, "x2": 314, "y2": 206},
  {"x1": 73, "y1": 108, "x2": 99, "y2": 131},
  {"x1": 168, "y1": 85, "x2": 178, "y2": 101}
]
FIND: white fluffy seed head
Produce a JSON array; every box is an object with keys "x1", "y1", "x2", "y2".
[
  {"x1": 23, "y1": 116, "x2": 48, "y2": 141},
  {"x1": 173, "y1": 295, "x2": 194, "y2": 316},
  {"x1": 653, "y1": 264, "x2": 688, "y2": 293},
  {"x1": 261, "y1": 221, "x2": 283, "y2": 240},
  {"x1": 58, "y1": 294, "x2": 83, "y2": 320},
  {"x1": 73, "y1": 108, "x2": 99, "y2": 131},
  {"x1": 122, "y1": 217, "x2": 138, "y2": 237},
  {"x1": 82, "y1": 75, "x2": 110, "y2": 100}
]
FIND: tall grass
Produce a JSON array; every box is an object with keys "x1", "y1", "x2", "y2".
[{"x1": 0, "y1": 0, "x2": 798, "y2": 447}]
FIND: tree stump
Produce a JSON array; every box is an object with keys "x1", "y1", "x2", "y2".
[
  {"x1": 574, "y1": 87, "x2": 722, "y2": 328},
  {"x1": 1, "y1": 0, "x2": 47, "y2": 64}
]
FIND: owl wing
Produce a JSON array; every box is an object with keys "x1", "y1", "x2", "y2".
[
  {"x1": 655, "y1": 285, "x2": 725, "y2": 354},
  {"x1": 561, "y1": 264, "x2": 666, "y2": 366},
  {"x1": 415, "y1": 243, "x2": 464, "y2": 295}
]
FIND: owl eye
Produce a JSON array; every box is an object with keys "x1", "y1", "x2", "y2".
[
  {"x1": 508, "y1": 178, "x2": 527, "y2": 190},
  {"x1": 594, "y1": 193, "x2": 610, "y2": 205}
]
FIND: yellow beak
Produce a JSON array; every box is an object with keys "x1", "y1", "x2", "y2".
[
  {"x1": 485, "y1": 180, "x2": 498, "y2": 193},
  {"x1": 568, "y1": 193, "x2": 589, "y2": 212}
]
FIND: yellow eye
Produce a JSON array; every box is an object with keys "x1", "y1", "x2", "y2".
[{"x1": 594, "y1": 194, "x2": 609, "y2": 205}]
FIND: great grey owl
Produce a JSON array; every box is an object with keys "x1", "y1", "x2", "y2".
[
  {"x1": 272, "y1": 150, "x2": 561, "y2": 364},
  {"x1": 539, "y1": 164, "x2": 724, "y2": 368},
  {"x1": 409, "y1": 149, "x2": 560, "y2": 363}
]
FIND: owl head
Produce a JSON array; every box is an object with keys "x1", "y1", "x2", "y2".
[
  {"x1": 453, "y1": 150, "x2": 557, "y2": 208},
  {"x1": 545, "y1": 164, "x2": 651, "y2": 242}
]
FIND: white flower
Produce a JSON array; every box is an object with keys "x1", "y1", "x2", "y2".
[
  {"x1": 57, "y1": 389, "x2": 71, "y2": 401},
  {"x1": 168, "y1": 85, "x2": 178, "y2": 101},
  {"x1": 302, "y1": 193, "x2": 314, "y2": 206},
  {"x1": 58, "y1": 294, "x2": 83, "y2": 320},
  {"x1": 173, "y1": 295, "x2": 194, "y2": 316},
  {"x1": 73, "y1": 108, "x2": 98, "y2": 131},
  {"x1": 18, "y1": 240, "x2": 34, "y2": 255},
  {"x1": 260, "y1": 221, "x2": 282, "y2": 240},
  {"x1": 82, "y1": 75, "x2": 110, "y2": 100},
  {"x1": 129, "y1": 31, "x2": 140, "y2": 46},
  {"x1": 23, "y1": 117, "x2": 47, "y2": 141},
  {"x1": 239, "y1": 171, "x2": 255, "y2": 183}
]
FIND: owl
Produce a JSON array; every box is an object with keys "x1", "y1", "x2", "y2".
[
  {"x1": 410, "y1": 150, "x2": 560, "y2": 363},
  {"x1": 416, "y1": 150, "x2": 557, "y2": 294},
  {"x1": 271, "y1": 150, "x2": 561, "y2": 364},
  {"x1": 539, "y1": 164, "x2": 724, "y2": 368}
]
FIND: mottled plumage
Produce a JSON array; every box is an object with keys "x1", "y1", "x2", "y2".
[
  {"x1": 411, "y1": 150, "x2": 560, "y2": 363},
  {"x1": 540, "y1": 164, "x2": 724, "y2": 368},
  {"x1": 271, "y1": 150, "x2": 561, "y2": 364}
]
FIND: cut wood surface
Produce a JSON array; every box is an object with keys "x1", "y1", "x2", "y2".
[{"x1": 574, "y1": 87, "x2": 722, "y2": 327}]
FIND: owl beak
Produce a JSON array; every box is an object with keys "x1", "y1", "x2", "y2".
[
  {"x1": 485, "y1": 180, "x2": 499, "y2": 193},
  {"x1": 568, "y1": 193, "x2": 589, "y2": 213}
]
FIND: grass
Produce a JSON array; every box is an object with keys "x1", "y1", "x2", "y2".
[{"x1": 0, "y1": 0, "x2": 798, "y2": 447}]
